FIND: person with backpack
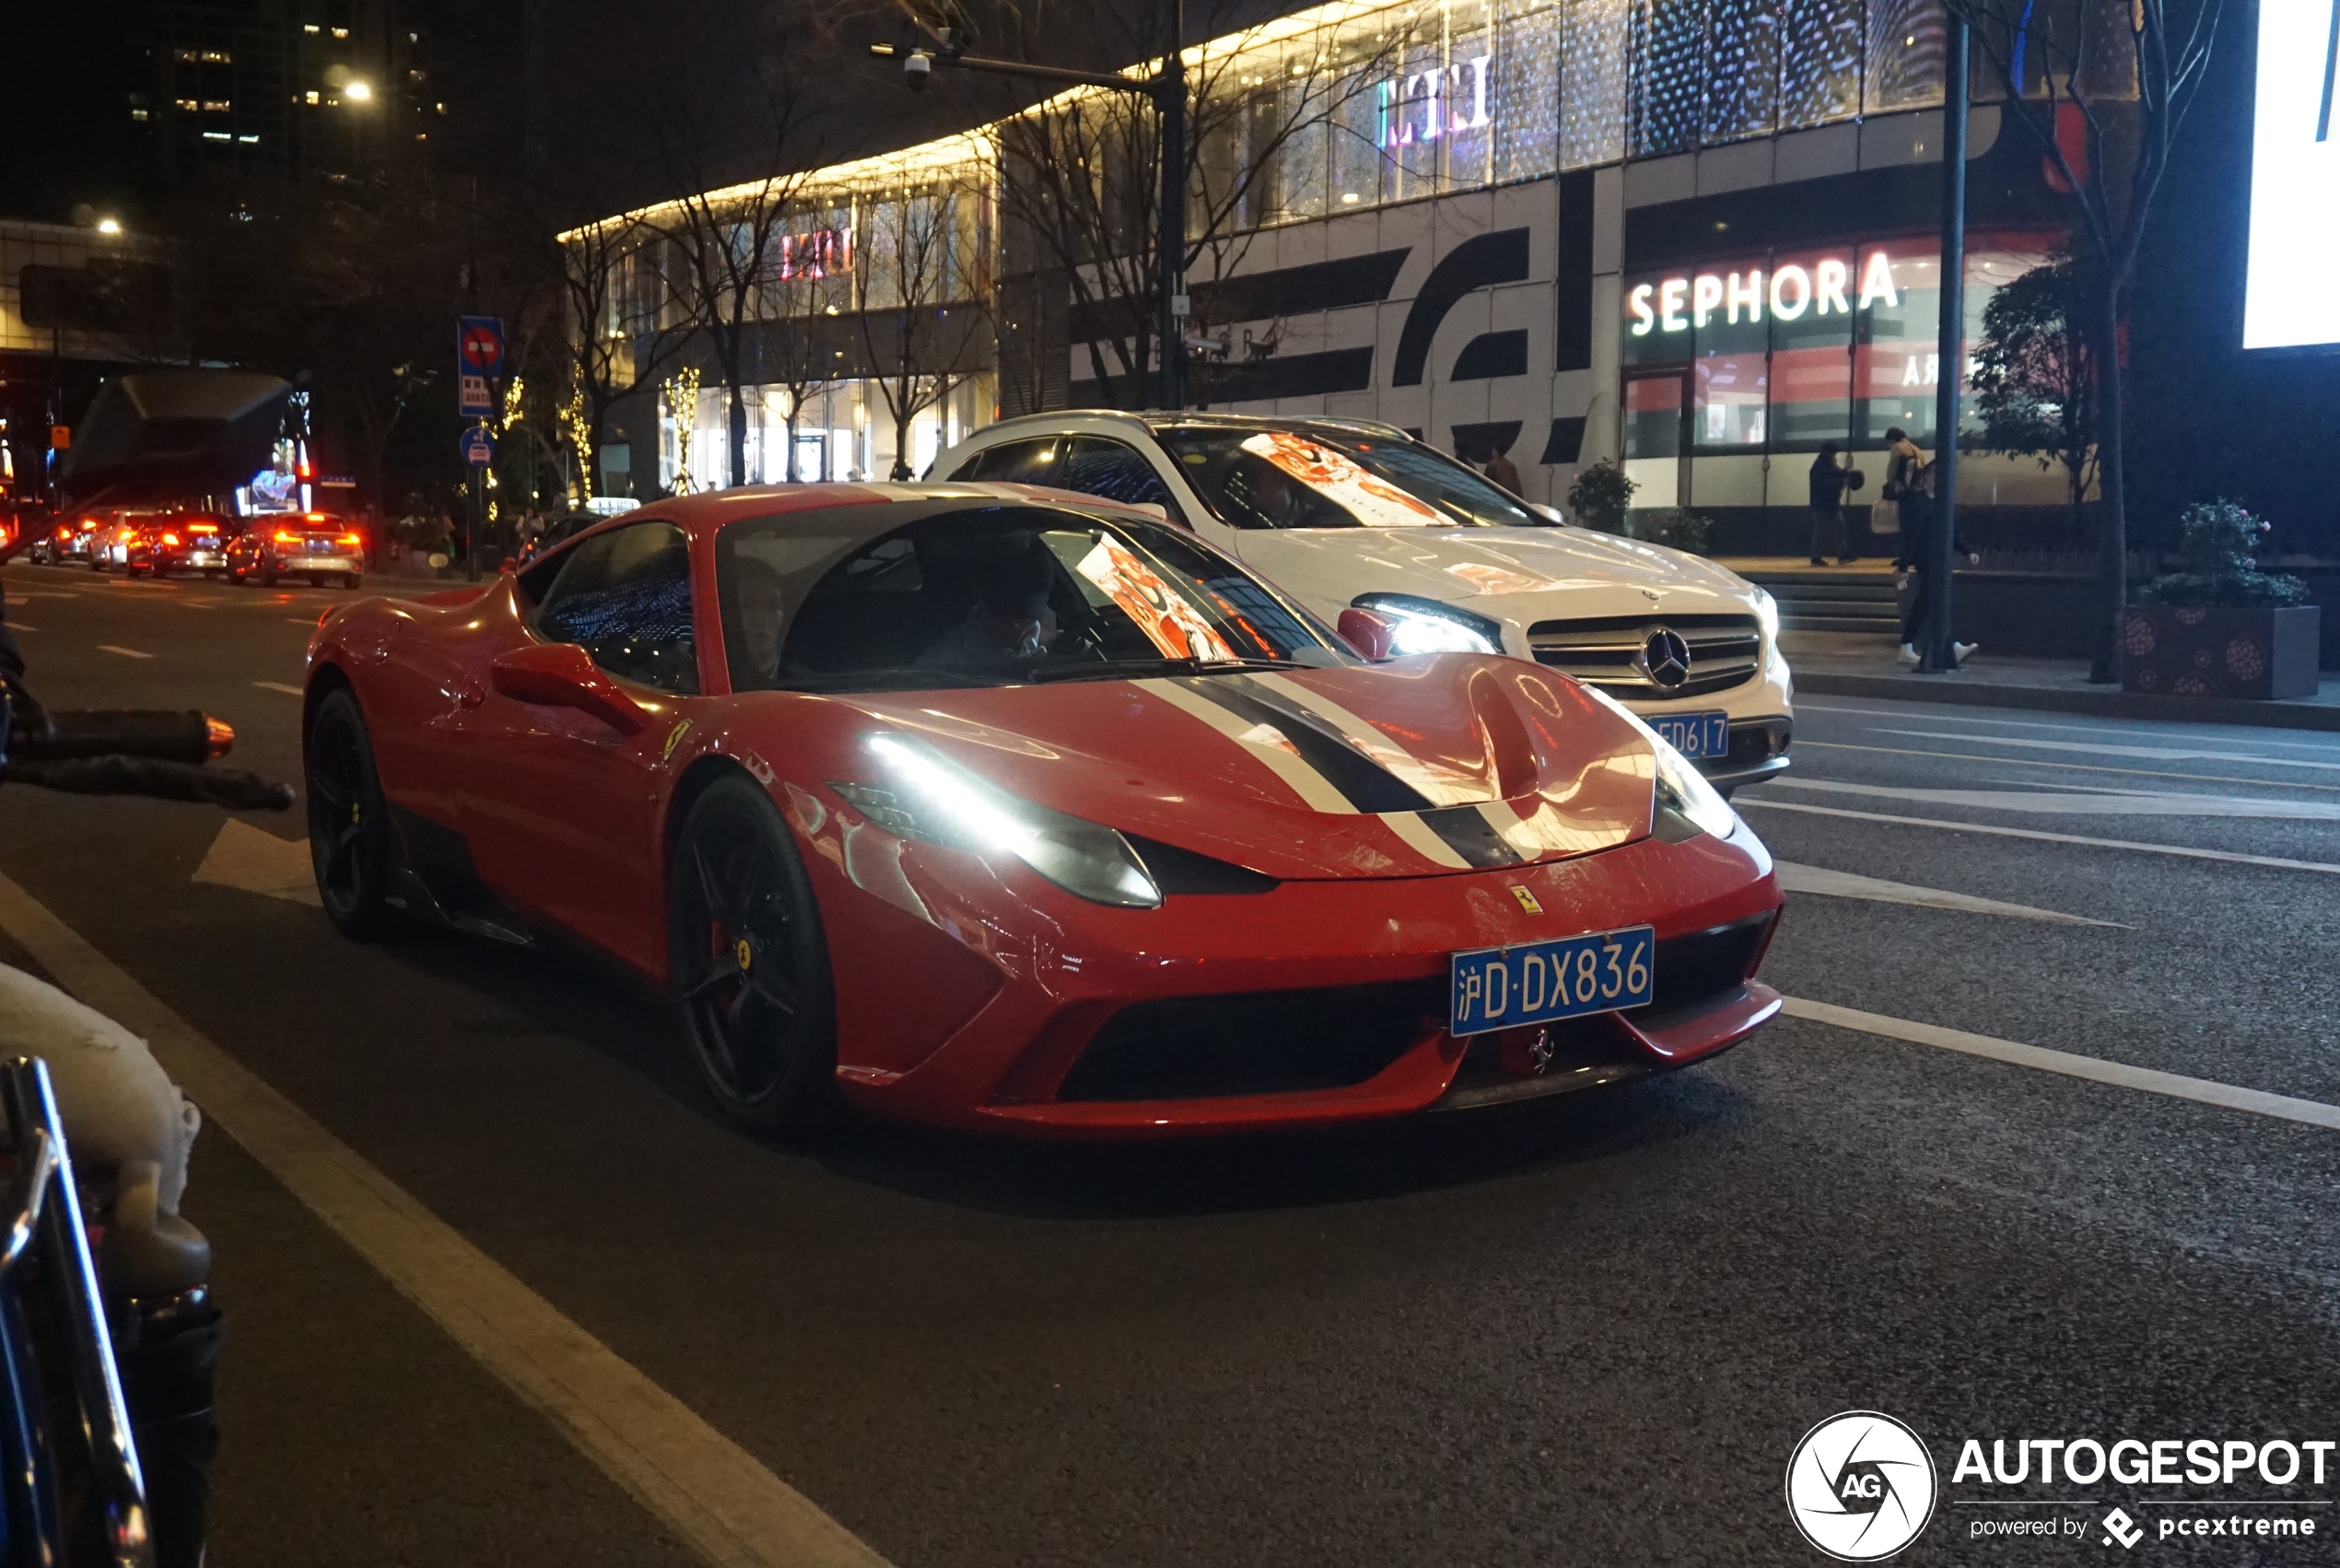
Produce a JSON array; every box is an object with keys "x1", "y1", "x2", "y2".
[{"x1": 1884, "y1": 427, "x2": 1979, "y2": 667}]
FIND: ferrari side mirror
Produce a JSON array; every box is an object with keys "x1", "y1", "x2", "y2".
[
  {"x1": 1336, "y1": 606, "x2": 1397, "y2": 661},
  {"x1": 489, "y1": 643, "x2": 652, "y2": 735}
]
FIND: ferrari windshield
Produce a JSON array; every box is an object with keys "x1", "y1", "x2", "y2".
[
  {"x1": 718, "y1": 502, "x2": 1349, "y2": 693},
  {"x1": 1155, "y1": 425, "x2": 1546, "y2": 531}
]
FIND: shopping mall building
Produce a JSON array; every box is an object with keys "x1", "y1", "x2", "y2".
[{"x1": 579, "y1": 0, "x2": 2109, "y2": 549}]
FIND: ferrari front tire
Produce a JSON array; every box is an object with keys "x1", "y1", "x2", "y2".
[
  {"x1": 668, "y1": 774, "x2": 840, "y2": 1137},
  {"x1": 305, "y1": 687, "x2": 398, "y2": 939}
]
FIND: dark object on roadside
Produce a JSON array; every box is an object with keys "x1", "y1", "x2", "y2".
[
  {"x1": 57, "y1": 371, "x2": 293, "y2": 508},
  {"x1": 0, "y1": 1056, "x2": 159, "y2": 1567},
  {"x1": 2, "y1": 707, "x2": 294, "y2": 809},
  {"x1": 1, "y1": 756, "x2": 295, "y2": 812},
  {"x1": 11, "y1": 711, "x2": 232, "y2": 766}
]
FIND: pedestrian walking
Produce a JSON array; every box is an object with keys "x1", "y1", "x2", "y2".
[
  {"x1": 1807, "y1": 442, "x2": 1859, "y2": 565},
  {"x1": 1480, "y1": 440, "x2": 1523, "y2": 497},
  {"x1": 1884, "y1": 427, "x2": 1979, "y2": 667}
]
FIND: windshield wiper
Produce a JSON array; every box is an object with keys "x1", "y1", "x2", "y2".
[
  {"x1": 1024, "y1": 655, "x2": 1290, "y2": 684},
  {"x1": 769, "y1": 666, "x2": 991, "y2": 692}
]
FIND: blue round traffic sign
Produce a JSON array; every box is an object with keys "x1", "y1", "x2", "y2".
[{"x1": 461, "y1": 427, "x2": 496, "y2": 465}]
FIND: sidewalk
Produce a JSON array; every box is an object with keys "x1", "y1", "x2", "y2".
[{"x1": 1781, "y1": 632, "x2": 2340, "y2": 733}]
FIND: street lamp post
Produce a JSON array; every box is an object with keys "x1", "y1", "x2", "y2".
[
  {"x1": 873, "y1": 0, "x2": 1190, "y2": 412},
  {"x1": 1917, "y1": 21, "x2": 1970, "y2": 674}
]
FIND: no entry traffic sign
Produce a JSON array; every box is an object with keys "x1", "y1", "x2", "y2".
[
  {"x1": 461, "y1": 426, "x2": 496, "y2": 465},
  {"x1": 456, "y1": 315, "x2": 504, "y2": 417}
]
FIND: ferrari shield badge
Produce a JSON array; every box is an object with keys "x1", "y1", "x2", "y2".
[{"x1": 1508, "y1": 885, "x2": 1543, "y2": 916}]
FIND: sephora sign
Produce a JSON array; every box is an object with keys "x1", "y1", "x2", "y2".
[
  {"x1": 2241, "y1": 0, "x2": 2340, "y2": 349},
  {"x1": 1626, "y1": 251, "x2": 1903, "y2": 334}
]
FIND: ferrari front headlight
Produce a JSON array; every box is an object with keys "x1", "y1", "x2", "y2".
[
  {"x1": 1583, "y1": 687, "x2": 1739, "y2": 841},
  {"x1": 833, "y1": 733, "x2": 1163, "y2": 907}
]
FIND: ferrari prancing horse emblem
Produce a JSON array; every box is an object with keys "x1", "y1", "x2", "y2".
[{"x1": 1508, "y1": 885, "x2": 1543, "y2": 915}]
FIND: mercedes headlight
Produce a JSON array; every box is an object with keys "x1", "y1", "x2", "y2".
[
  {"x1": 1753, "y1": 587, "x2": 1780, "y2": 645},
  {"x1": 1350, "y1": 593, "x2": 1504, "y2": 656},
  {"x1": 1583, "y1": 686, "x2": 1739, "y2": 841},
  {"x1": 832, "y1": 734, "x2": 1163, "y2": 907}
]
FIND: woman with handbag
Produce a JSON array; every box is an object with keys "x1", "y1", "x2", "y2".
[
  {"x1": 1882, "y1": 428, "x2": 1979, "y2": 666},
  {"x1": 1807, "y1": 443, "x2": 1864, "y2": 565}
]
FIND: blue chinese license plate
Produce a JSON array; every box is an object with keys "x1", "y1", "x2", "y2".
[
  {"x1": 1449, "y1": 924, "x2": 1655, "y2": 1037},
  {"x1": 1651, "y1": 710, "x2": 1729, "y2": 759}
]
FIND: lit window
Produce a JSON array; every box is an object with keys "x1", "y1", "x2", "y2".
[
  {"x1": 331, "y1": 27, "x2": 347, "y2": 38},
  {"x1": 302, "y1": 22, "x2": 319, "y2": 32},
  {"x1": 202, "y1": 99, "x2": 230, "y2": 111},
  {"x1": 415, "y1": 132, "x2": 427, "y2": 141},
  {"x1": 202, "y1": 130, "x2": 230, "y2": 141},
  {"x1": 435, "y1": 101, "x2": 446, "y2": 113},
  {"x1": 201, "y1": 49, "x2": 230, "y2": 62},
  {"x1": 407, "y1": 31, "x2": 417, "y2": 41},
  {"x1": 131, "y1": 108, "x2": 150, "y2": 121},
  {"x1": 306, "y1": 89, "x2": 320, "y2": 103},
  {"x1": 238, "y1": 133, "x2": 259, "y2": 144},
  {"x1": 409, "y1": 68, "x2": 424, "y2": 80},
  {"x1": 176, "y1": 98, "x2": 198, "y2": 111}
]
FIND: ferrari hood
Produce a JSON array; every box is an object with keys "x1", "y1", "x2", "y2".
[
  {"x1": 1234, "y1": 524, "x2": 1761, "y2": 626},
  {"x1": 839, "y1": 656, "x2": 1658, "y2": 882}
]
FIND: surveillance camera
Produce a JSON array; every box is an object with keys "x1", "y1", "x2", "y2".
[{"x1": 904, "y1": 51, "x2": 931, "y2": 89}]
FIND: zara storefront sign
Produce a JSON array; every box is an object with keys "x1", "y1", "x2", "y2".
[
  {"x1": 1379, "y1": 53, "x2": 1492, "y2": 146},
  {"x1": 776, "y1": 226, "x2": 852, "y2": 282},
  {"x1": 1628, "y1": 250, "x2": 1902, "y2": 334}
]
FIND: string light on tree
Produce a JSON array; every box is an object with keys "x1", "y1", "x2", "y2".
[{"x1": 661, "y1": 369, "x2": 701, "y2": 496}]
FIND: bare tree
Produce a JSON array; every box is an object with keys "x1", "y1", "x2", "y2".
[
  {"x1": 556, "y1": 216, "x2": 691, "y2": 498},
  {"x1": 850, "y1": 174, "x2": 991, "y2": 478},
  {"x1": 977, "y1": 1, "x2": 1408, "y2": 408},
  {"x1": 1946, "y1": 0, "x2": 2227, "y2": 681}
]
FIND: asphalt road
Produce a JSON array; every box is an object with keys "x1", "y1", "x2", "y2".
[{"x1": 3, "y1": 557, "x2": 2337, "y2": 1566}]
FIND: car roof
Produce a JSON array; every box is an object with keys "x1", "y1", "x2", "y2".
[{"x1": 968, "y1": 409, "x2": 1422, "y2": 445}]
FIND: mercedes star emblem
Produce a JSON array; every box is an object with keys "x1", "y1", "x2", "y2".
[{"x1": 1639, "y1": 626, "x2": 1693, "y2": 691}]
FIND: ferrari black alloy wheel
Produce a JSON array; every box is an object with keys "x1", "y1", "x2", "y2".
[
  {"x1": 305, "y1": 686, "x2": 397, "y2": 938},
  {"x1": 668, "y1": 775, "x2": 839, "y2": 1136}
]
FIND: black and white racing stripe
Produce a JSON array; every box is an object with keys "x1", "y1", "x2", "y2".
[{"x1": 1136, "y1": 675, "x2": 1542, "y2": 872}]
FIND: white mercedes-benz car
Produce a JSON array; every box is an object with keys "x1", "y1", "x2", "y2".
[{"x1": 930, "y1": 411, "x2": 1793, "y2": 791}]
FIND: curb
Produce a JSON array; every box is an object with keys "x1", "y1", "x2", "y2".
[{"x1": 1793, "y1": 672, "x2": 2340, "y2": 733}]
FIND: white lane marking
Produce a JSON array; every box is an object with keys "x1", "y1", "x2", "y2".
[
  {"x1": 252, "y1": 680, "x2": 305, "y2": 696},
  {"x1": 1780, "y1": 996, "x2": 2340, "y2": 1132},
  {"x1": 1796, "y1": 701, "x2": 2340, "y2": 754},
  {"x1": 1773, "y1": 860, "x2": 2123, "y2": 926},
  {"x1": 1770, "y1": 776, "x2": 2340, "y2": 821},
  {"x1": 284, "y1": 618, "x2": 314, "y2": 626},
  {"x1": 1797, "y1": 739, "x2": 2340, "y2": 794},
  {"x1": 96, "y1": 644, "x2": 154, "y2": 660},
  {"x1": 0, "y1": 870, "x2": 893, "y2": 1568},
  {"x1": 1135, "y1": 677, "x2": 1357, "y2": 814},
  {"x1": 192, "y1": 820, "x2": 320, "y2": 907},
  {"x1": 1737, "y1": 797, "x2": 2340, "y2": 875},
  {"x1": 1871, "y1": 727, "x2": 2340, "y2": 772},
  {"x1": 6, "y1": 623, "x2": 33, "y2": 633}
]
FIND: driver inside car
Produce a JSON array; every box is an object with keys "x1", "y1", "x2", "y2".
[{"x1": 918, "y1": 545, "x2": 1060, "y2": 670}]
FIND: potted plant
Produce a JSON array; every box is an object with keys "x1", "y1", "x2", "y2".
[
  {"x1": 2124, "y1": 500, "x2": 2318, "y2": 699},
  {"x1": 1565, "y1": 461, "x2": 1637, "y2": 534}
]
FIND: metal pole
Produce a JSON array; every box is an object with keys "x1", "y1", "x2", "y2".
[
  {"x1": 466, "y1": 446, "x2": 482, "y2": 582},
  {"x1": 1918, "y1": 17, "x2": 1970, "y2": 673},
  {"x1": 1156, "y1": 0, "x2": 1186, "y2": 412}
]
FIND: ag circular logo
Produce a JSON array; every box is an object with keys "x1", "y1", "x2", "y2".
[{"x1": 1785, "y1": 1411, "x2": 1937, "y2": 1561}]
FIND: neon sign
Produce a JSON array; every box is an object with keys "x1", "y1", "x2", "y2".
[
  {"x1": 776, "y1": 227, "x2": 852, "y2": 281},
  {"x1": 1627, "y1": 251, "x2": 1902, "y2": 335},
  {"x1": 1380, "y1": 54, "x2": 1492, "y2": 146}
]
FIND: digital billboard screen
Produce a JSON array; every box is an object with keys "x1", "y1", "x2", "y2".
[{"x1": 2241, "y1": 0, "x2": 2340, "y2": 350}]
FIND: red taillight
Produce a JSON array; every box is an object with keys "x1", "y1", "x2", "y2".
[
  {"x1": 338, "y1": 532, "x2": 361, "y2": 547},
  {"x1": 160, "y1": 532, "x2": 181, "y2": 546},
  {"x1": 274, "y1": 529, "x2": 300, "y2": 544},
  {"x1": 193, "y1": 523, "x2": 218, "y2": 535}
]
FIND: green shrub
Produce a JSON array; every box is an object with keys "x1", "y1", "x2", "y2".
[
  {"x1": 1565, "y1": 461, "x2": 1636, "y2": 533},
  {"x1": 2137, "y1": 499, "x2": 2309, "y2": 608},
  {"x1": 1637, "y1": 508, "x2": 1714, "y2": 556}
]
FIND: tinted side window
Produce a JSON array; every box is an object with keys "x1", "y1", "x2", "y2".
[
  {"x1": 535, "y1": 521, "x2": 699, "y2": 694},
  {"x1": 955, "y1": 437, "x2": 1063, "y2": 484},
  {"x1": 1059, "y1": 437, "x2": 1179, "y2": 518}
]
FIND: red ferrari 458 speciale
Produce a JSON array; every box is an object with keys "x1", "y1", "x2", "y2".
[{"x1": 302, "y1": 484, "x2": 1782, "y2": 1137}]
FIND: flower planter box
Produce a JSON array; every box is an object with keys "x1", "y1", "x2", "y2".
[{"x1": 2122, "y1": 604, "x2": 2322, "y2": 699}]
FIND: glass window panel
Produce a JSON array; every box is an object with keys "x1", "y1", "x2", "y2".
[
  {"x1": 1865, "y1": 0, "x2": 1947, "y2": 112},
  {"x1": 1767, "y1": 247, "x2": 1854, "y2": 447},
  {"x1": 1621, "y1": 372, "x2": 1686, "y2": 508},
  {"x1": 1778, "y1": 0, "x2": 1864, "y2": 125},
  {"x1": 1497, "y1": 7, "x2": 1563, "y2": 179},
  {"x1": 1558, "y1": 0, "x2": 1627, "y2": 168},
  {"x1": 1445, "y1": 26, "x2": 1494, "y2": 189},
  {"x1": 1631, "y1": 0, "x2": 1707, "y2": 155},
  {"x1": 1330, "y1": 66, "x2": 1386, "y2": 210},
  {"x1": 1702, "y1": 0, "x2": 1779, "y2": 143},
  {"x1": 1383, "y1": 37, "x2": 1446, "y2": 201},
  {"x1": 1853, "y1": 241, "x2": 1943, "y2": 445},
  {"x1": 1694, "y1": 355, "x2": 1769, "y2": 447},
  {"x1": 1276, "y1": 79, "x2": 1330, "y2": 222}
]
